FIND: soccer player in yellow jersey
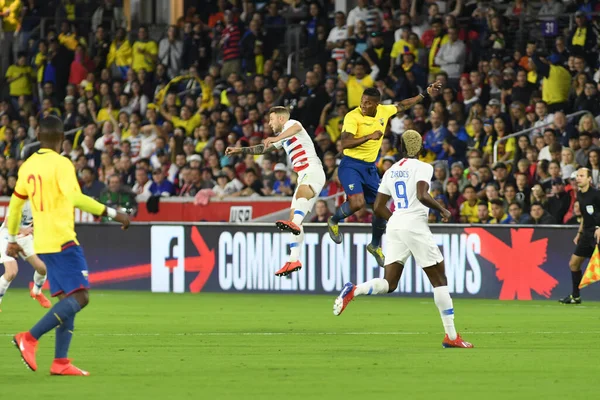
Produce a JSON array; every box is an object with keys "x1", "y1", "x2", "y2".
[
  {"x1": 8, "y1": 116, "x2": 130, "y2": 376},
  {"x1": 328, "y1": 84, "x2": 441, "y2": 267}
]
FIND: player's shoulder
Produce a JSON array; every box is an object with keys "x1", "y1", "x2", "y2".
[
  {"x1": 285, "y1": 118, "x2": 303, "y2": 128},
  {"x1": 378, "y1": 104, "x2": 397, "y2": 116}
]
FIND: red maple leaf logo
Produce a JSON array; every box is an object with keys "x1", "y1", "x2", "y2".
[{"x1": 464, "y1": 228, "x2": 558, "y2": 300}]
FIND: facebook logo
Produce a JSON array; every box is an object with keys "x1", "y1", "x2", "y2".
[{"x1": 151, "y1": 226, "x2": 185, "y2": 293}]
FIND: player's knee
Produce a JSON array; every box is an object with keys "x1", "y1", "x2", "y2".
[
  {"x1": 4, "y1": 266, "x2": 17, "y2": 281},
  {"x1": 74, "y1": 290, "x2": 90, "y2": 308},
  {"x1": 349, "y1": 196, "x2": 365, "y2": 211}
]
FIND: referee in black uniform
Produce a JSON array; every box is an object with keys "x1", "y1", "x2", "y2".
[{"x1": 560, "y1": 168, "x2": 600, "y2": 304}]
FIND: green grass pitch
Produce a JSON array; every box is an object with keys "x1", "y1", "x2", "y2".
[{"x1": 1, "y1": 290, "x2": 599, "y2": 400}]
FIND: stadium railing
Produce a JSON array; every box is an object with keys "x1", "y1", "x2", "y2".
[{"x1": 492, "y1": 109, "x2": 590, "y2": 165}]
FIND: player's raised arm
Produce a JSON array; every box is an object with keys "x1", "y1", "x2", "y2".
[{"x1": 395, "y1": 81, "x2": 443, "y2": 113}]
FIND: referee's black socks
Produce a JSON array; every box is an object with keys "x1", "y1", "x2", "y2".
[{"x1": 572, "y1": 270, "x2": 583, "y2": 298}]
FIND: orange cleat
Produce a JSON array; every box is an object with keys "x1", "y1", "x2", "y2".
[
  {"x1": 275, "y1": 220, "x2": 301, "y2": 235},
  {"x1": 333, "y1": 282, "x2": 356, "y2": 316},
  {"x1": 13, "y1": 331, "x2": 38, "y2": 371},
  {"x1": 31, "y1": 290, "x2": 51, "y2": 308},
  {"x1": 442, "y1": 333, "x2": 474, "y2": 348},
  {"x1": 275, "y1": 261, "x2": 302, "y2": 277},
  {"x1": 50, "y1": 358, "x2": 90, "y2": 376}
]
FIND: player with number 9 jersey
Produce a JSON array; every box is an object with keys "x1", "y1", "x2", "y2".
[{"x1": 332, "y1": 130, "x2": 473, "y2": 349}]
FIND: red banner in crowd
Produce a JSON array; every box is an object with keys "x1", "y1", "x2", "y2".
[{"x1": 0, "y1": 198, "x2": 290, "y2": 222}]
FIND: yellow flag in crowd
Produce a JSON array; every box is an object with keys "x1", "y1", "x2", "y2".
[{"x1": 579, "y1": 246, "x2": 600, "y2": 289}]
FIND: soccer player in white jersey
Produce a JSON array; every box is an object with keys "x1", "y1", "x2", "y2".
[
  {"x1": 226, "y1": 106, "x2": 325, "y2": 277},
  {"x1": 332, "y1": 130, "x2": 473, "y2": 348},
  {"x1": 0, "y1": 200, "x2": 52, "y2": 310}
]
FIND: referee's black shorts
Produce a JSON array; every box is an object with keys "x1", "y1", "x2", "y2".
[{"x1": 574, "y1": 232, "x2": 597, "y2": 258}]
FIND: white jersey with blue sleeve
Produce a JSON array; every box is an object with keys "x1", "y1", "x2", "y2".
[
  {"x1": 378, "y1": 158, "x2": 433, "y2": 226},
  {"x1": 1, "y1": 200, "x2": 33, "y2": 231}
]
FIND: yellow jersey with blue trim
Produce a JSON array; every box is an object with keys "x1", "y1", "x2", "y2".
[
  {"x1": 12, "y1": 150, "x2": 94, "y2": 253},
  {"x1": 342, "y1": 104, "x2": 397, "y2": 163}
]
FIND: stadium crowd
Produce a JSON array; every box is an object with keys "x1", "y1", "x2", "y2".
[{"x1": 1, "y1": 0, "x2": 600, "y2": 224}]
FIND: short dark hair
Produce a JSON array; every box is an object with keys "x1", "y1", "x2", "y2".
[
  {"x1": 477, "y1": 201, "x2": 488, "y2": 208},
  {"x1": 362, "y1": 87, "x2": 380, "y2": 100},
  {"x1": 490, "y1": 199, "x2": 504, "y2": 207},
  {"x1": 531, "y1": 201, "x2": 543, "y2": 209},
  {"x1": 463, "y1": 184, "x2": 475, "y2": 192},
  {"x1": 509, "y1": 201, "x2": 522, "y2": 209},
  {"x1": 81, "y1": 166, "x2": 94, "y2": 175},
  {"x1": 39, "y1": 116, "x2": 64, "y2": 143}
]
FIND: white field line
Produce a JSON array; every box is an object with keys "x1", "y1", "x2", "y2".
[{"x1": 2, "y1": 331, "x2": 600, "y2": 337}]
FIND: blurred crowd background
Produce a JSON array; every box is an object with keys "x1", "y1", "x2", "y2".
[{"x1": 1, "y1": 0, "x2": 599, "y2": 224}]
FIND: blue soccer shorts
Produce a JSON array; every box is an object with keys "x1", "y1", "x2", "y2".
[
  {"x1": 39, "y1": 242, "x2": 90, "y2": 297},
  {"x1": 337, "y1": 156, "x2": 381, "y2": 204}
]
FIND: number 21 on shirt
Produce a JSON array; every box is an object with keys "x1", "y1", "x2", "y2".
[
  {"x1": 395, "y1": 181, "x2": 408, "y2": 209},
  {"x1": 28, "y1": 174, "x2": 44, "y2": 211}
]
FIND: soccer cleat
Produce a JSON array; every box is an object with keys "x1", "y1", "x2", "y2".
[
  {"x1": 31, "y1": 290, "x2": 52, "y2": 308},
  {"x1": 50, "y1": 358, "x2": 90, "y2": 376},
  {"x1": 327, "y1": 217, "x2": 343, "y2": 244},
  {"x1": 442, "y1": 334, "x2": 474, "y2": 348},
  {"x1": 13, "y1": 331, "x2": 38, "y2": 371},
  {"x1": 275, "y1": 261, "x2": 302, "y2": 277},
  {"x1": 333, "y1": 282, "x2": 356, "y2": 316},
  {"x1": 558, "y1": 294, "x2": 582, "y2": 304},
  {"x1": 366, "y1": 244, "x2": 385, "y2": 267},
  {"x1": 275, "y1": 220, "x2": 301, "y2": 235}
]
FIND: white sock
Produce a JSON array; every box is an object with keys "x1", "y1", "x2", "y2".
[
  {"x1": 289, "y1": 226, "x2": 304, "y2": 262},
  {"x1": 32, "y1": 271, "x2": 46, "y2": 295},
  {"x1": 433, "y1": 286, "x2": 457, "y2": 340},
  {"x1": 354, "y1": 278, "x2": 389, "y2": 296},
  {"x1": 0, "y1": 275, "x2": 11, "y2": 304},
  {"x1": 292, "y1": 197, "x2": 311, "y2": 226}
]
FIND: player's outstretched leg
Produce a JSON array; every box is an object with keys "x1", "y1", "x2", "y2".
[
  {"x1": 366, "y1": 215, "x2": 387, "y2": 267},
  {"x1": 14, "y1": 290, "x2": 90, "y2": 374},
  {"x1": 0, "y1": 260, "x2": 18, "y2": 311},
  {"x1": 275, "y1": 187, "x2": 314, "y2": 277},
  {"x1": 27, "y1": 255, "x2": 51, "y2": 308},
  {"x1": 423, "y1": 261, "x2": 473, "y2": 348},
  {"x1": 333, "y1": 262, "x2": 403, "y2": 316},
  {"x1": 559, "y1": 254, "x2": 583, "y2": 304}
]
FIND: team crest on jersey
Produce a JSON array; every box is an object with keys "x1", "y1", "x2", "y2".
[
  {"x1": 379, "y1": 118, "x2": 384, "y2": 125},
  {"x1": 81, "y1": 270, "x2": 89, "y2": 279},
  {"x1": 349, "y1": 184, "x2": 355, "y2": 190},
  {"x1": 587, "y1": 205, "x2": 594, "y2": 215}
]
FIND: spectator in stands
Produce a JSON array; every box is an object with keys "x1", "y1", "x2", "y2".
[
  {"x1": 476, "y1": 201, "x2": 491, "y2": 223},
  {"x1": 575, "y1": 131, "x2": 598, "y2": 167},
  {"x1": 149, "y1": 168, "x2": 175, "y2": 197},
  {"x1": 217, "y1": 11, "x2": 241, "y2": 79},
  {"x1": 91, "y1": 0, "x2": 127, "y2": 33},
  {"x1": 80, "y1": 166, "x2": 106, "y2": 199},
  {"x1": 507, "y1": 201, "x2": 531, "y2": 224},
  {"x1": 569, "y1": 11, "x2": 597, "y2": 67},
  {"x1": 107, "y1": 27, "x2": 132, "y2": 80},
  {"x1": 566, "y1": 200, "x2": 582, "y2": 225},
  {"x1": 132, "y1": 26, "x2": 158, "y2": 75},
  {"x1": 347, "y1": 0, "x2": 382, "y2": 36},
  {"x1": 529, "y1": 54, "x2": 571, "y2": 113},
  {"x1": 547, "y1": 177, "x2": 571, "y2": 222},
  {"x1": 271, "y1": 163, "x2": 293, "y2": 197},
  {"x1": 435, "y1": 28, "x2": 466, "y2": 88},
  {"x1": 489, "y1": 198, "x2": 509, "y2": 224},
  {"x1": 132, "y1": 167, "x2": 152, "y2": 202},
  {"x1": 311, "y1": 199, "x2": 332, "y2": 223},
  {"x1": 587, "y1": 149, "x2": 600, "y2": 187},
  {"x1": 530, "y1": 201, "x2": 557, "y2": 224},
  {"x1": 574, "y1": 81, "x2": 600, "y2": 116},
  {"x1": 424, "y1": 110, "x2": 448, "y2": 160},
  {"x1": 99, "y1": 174, "x2": 137, "y2": 220},
  {"x1": 327, "y1": 12, "x2": 348, "y2": 62}
]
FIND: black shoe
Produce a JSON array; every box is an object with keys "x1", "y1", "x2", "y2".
[{"x1": 558, "y1": 295, "x2": 581, "y2": 304}]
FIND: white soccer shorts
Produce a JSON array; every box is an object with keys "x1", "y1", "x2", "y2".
[
  {"x1": 385, "y1": 226, "x2": 443, "y2": 268},
  {"x1": 291, "y1": 165, "x2": 326, "y2": 212},
  {"x1": 0, "y1": 231, "x2": 35, "y2": 263}
]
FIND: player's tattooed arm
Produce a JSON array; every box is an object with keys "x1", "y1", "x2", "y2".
[
  {"x1": 225, "y1": 144, "x2": 277, "y2": 156},
  {"x1": 395, "y1": 80, "x2": 443, "y2": 113}
]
